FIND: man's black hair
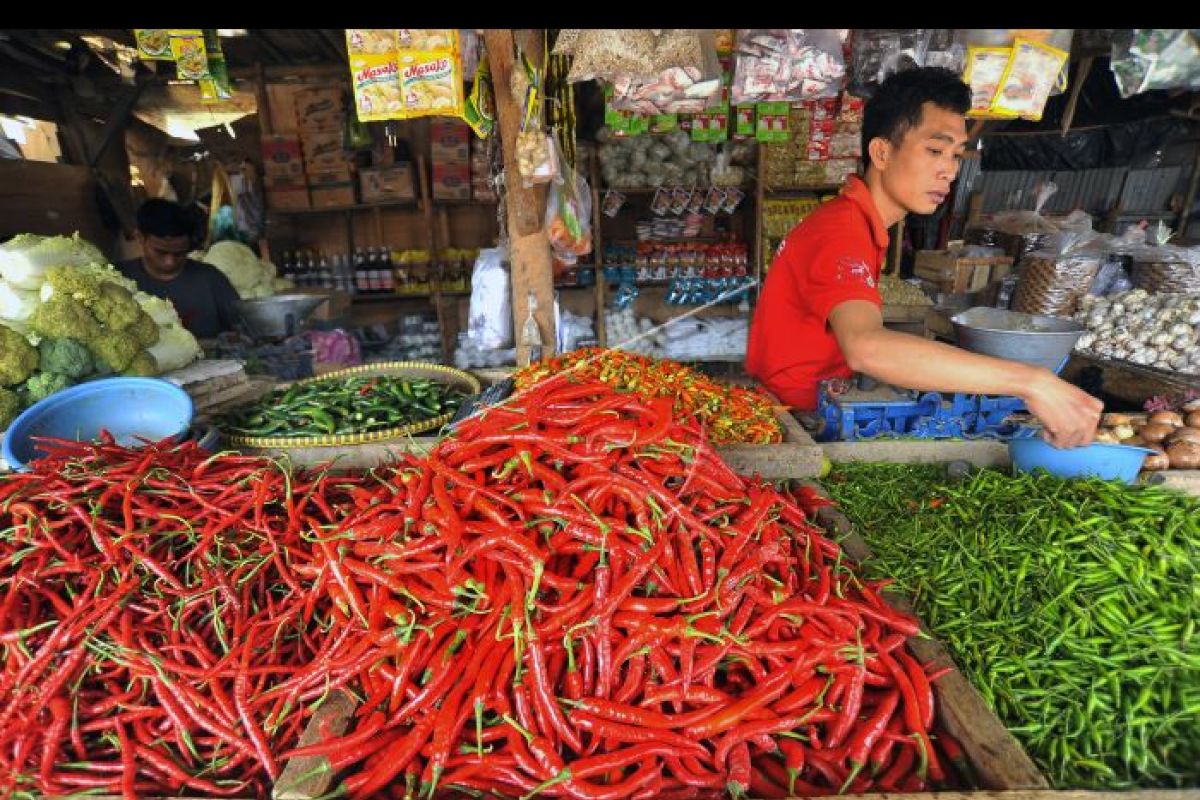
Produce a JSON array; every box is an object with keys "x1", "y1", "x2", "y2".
[
  {"x1": 136, "y1": 198, "x2": 195, "y2": 239},
  {"x1": 861, "y1": 67, "x2": 970, "y2": 171}
]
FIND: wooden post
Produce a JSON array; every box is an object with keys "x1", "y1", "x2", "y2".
[
  {"x1": 1178, "y1": 141, "x2": 1200, "y2": 239},
  {"x1": 588, "y1": 153, "x2": 607, "y2": 348},
  {"x1": 1060, "y1": 56, "x2": 1093, "y2": 138},
  {"x1": 484, "y1": 29, "x2": 555, "y2": 365}
]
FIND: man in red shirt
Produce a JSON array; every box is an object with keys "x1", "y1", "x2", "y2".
[{"x1": 746, "y1": 67, "x2": 1101, "y2": 448}]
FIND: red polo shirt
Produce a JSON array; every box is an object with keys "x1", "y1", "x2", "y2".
[{"x1": 746, "y1": 176, "x2": 890, "y2": 410}]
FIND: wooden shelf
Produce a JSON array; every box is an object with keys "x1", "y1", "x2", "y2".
[
  {"x1": 763, "y1": 185, "x2": 842, "y2": 195},
  {"x1": 271, "y1": 200, "x2": 421, "y2": 215},
  {"x1": 600, "y1": 186, "x2": 754, "y2": 195},
  {"x1": 351, "y1": 290, "x2": 470, "y2": 304}
]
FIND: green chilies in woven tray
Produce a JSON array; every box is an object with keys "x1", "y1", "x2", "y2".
[
  {"x1": 219, "y1": 375, "x2": 469, "y2": 438},
  {"x1": 825, "y1": 464, "x2": 1199, "y2": 790}
]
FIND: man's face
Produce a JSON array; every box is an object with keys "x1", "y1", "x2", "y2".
[
  {"x1": 140, "y1": 233, "x2": 191, "y2": 277},
  {"x1": 872, "y1": 102, "x2": 969, "y2": 216}
]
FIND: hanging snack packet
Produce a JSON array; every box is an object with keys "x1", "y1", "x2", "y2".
[
  {"x1": 347, "y1": 30, "x2": 402, "y2": 121},
  {"x1": 671, "y1": 187, "x2": 693, "y2": 216},
  {"x1": 704, "y1": 186, "x2": 727, "y2": 215},
  {"x1": 722, "y1": 187, "x2": 746, "y2": 214},
  {"x1": 398, "y1": 50, "x2": 465, "y2": 117},
  {"x1": 964, "y1": 47, "x2": 1013, "y2": 117},
  {"x1": 134, "y1": 30, "x2": 173, "y2": 61},
  {"x1": 990, "y1": 38, "x2": 1068, "y2": 121},
  {"x1": 170, "y1": 30, "x2": 209, "y2": 80},
  {"x1": 464, "y1": 56, "x2": 496, "y2": 138},
  {"x1": 398, "y1": 29, "x2": 456, "y2": 51}
]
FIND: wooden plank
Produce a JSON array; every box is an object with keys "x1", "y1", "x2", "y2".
[
  {"x1": 714, "y1": 403, "x2": 824, "y2": 478},
  {"x1": 822, "y1": 439, "x2": 1012, "y2": 468},
  {"x1": 799, "y1": 485, "x2": 1049, "y2": 791},
  {"x1": 1145, "y1": 469, "x2": 1200, "y2": 497},
  {"x1": 484, "y1": 29, "x2": 555, "y2": 366},
  {"x1": 272, "y1": 690, "x2": 356, "y2": 800}
]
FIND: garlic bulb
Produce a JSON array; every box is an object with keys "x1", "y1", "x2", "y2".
[
  {"x1": 1152, "y1": 331, "x2": 1173, "y2": 346},
  {"x1": 1174, "y1": 335, "x2": 1193, "y2": 351}
]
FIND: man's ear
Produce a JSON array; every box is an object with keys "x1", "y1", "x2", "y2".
[{"x1": 867, "y1": 137, "x2": 891, "y2": 173}]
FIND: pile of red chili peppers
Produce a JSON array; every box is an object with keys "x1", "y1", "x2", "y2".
[
  {"x1": 0, "y1": 375, "x2": 964, "y2": 799},
  {"x1": 513, "y1": 349, "x2": 784, "y2": 445}
]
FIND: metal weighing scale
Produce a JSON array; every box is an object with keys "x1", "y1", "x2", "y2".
[{"x1": 815, "y1": 308, "x2": 1087, "y2": 442}]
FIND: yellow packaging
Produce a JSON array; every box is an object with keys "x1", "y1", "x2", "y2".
[
  {"x1": 397, "y1": 29, "x2": 456, "y2": 51},
  {"x1": 963, "y1": 47, "x2": 1015, "y2": 118},
  {"x1": 170, "y1": 31, "x2": 209, "y2": 80},
  {"x1": 346, "y1": 29, "x2": 397, "y2": 55},
  {"x1": 989, "y1": 38, "x2": 1068, "y2": 121},
  {"x1": 134, "y1": 29, "x2": 173, "y2": 61},
  {"x1": 398, "y1": 51, "x2": 464, "y2": 119},
  {"x1": 349, "y1": 52, "x2": 403, "y2": 121}
]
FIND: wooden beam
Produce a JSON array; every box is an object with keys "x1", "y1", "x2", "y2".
[
  {"x1": 249, "y1": 30, "x2": 290, "y2": 65},
  {"x1": 1060, "y1": 56, "x2": 1093, "y2": 137},
  {"x1": 230, "y1": 63, "x2": 344, "y2": 82},
  {"x1": 254, "y1": 62, "x2": 273, "y2": 135},
  {"x1": 484, "y1": 29, "x2": 555, "y2": 366},
  {"x1": 316, "y1": 29, "x2": 346, "y2": 63},
  {"x1": 87, "y1": 78, "x2": 144, "y2": 167}
]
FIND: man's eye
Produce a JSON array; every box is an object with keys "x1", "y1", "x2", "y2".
[{"x1": 928, "y1": 148, "x2": 944, "y2": 157}]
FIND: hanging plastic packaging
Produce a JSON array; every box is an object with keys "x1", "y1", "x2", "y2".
[{"x1": 1110, "y1": 30, "x2": 1200, "y2": 98}]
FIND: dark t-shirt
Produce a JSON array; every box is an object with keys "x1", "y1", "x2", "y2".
[{"x1": 117, "y1": 258, "x2": 241, "y2": 339}]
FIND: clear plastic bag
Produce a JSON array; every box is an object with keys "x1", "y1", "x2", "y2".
[
  {"x1": 468, "y1": 248, "x2": 512, "y2": 349},
  {"x1": 731, "y1": 29, "x2": 846, "y2": 104},
  {"x1": 1110, "y1": 30, "x2": 1200, "y2": 98},
  {"x1": 517, "y1": 129, "x2": 559, "y2": 186},
  {"x1": 848, "y1": 29, "x2": 966, "y2": 96},
  {"x1": 1012, "y1": 228, "x2": 1103, "y2": 317},
  {"x1": 546, "y1": 167, "x2": 594, "y2": 268}
]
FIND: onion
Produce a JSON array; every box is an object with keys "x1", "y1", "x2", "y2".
[
  {"x1": 1167, "y1": 427, "x2": 1200, "y2": 445},
  {"x1": 1182, "y1": 399, "x2": 1200, "y2": 413},
  {"x1": 1142, "y1": 446, "x2": 1171, "y2": 471},
  {"x1": 1166, "y1": 441, "x2": 1200, "y2": 469},
  {"x1": 1122, "y1": 435, "x2": 1147, "y2": 448},
  {"x1": 1102, "y1": 413, "x2": 1132, "y2": 427},
  {"x1": 1186, "y1": 410, "x2": 1200, "y2": 428},
  {"x1": 1149, "y1": 411, "x2": 1184, "y2": 427},
  {"x1": 1139, "y1": 423, "x2": 1175, "y2": 443},
  {"x1": 1094, "y1": 430, "x2": 1120, "y2": 444},
  {"x1": 1111, "y1": 424, "x2": 1136, "y2": 441}
]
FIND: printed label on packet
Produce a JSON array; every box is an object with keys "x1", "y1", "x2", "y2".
[
  {"x1": 722, "y1": 187, "x2": 745, "y2": 214},
  {"x1": 650, "y1": 187, "x2": 672, "y2": 216},
  {"x1": 688, "y1": 187, "x2": 707, "y2": 215},
  {"x1": 602, "y1": 190, "x2": 626, "y2": 218},
  {"x1": 704, "y1": 187, "x2": 727, "y2": 215},
  {"x1": 671, "y1": 187, "x2": 693, "y2": 216},
  {"x1": 399, "y1": 52, "x2": 464, "y2": 117},
  {"x1": 350, "y1": 53, "x2": 403, "y2": 121}
]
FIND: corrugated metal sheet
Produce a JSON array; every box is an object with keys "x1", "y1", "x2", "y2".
[
  {"x1": 952, "y1": 157, "x2": 982, "y2": 216},
  {"x1": 1119, "y1": 167, "x2": 1185, "y2": 213},
  {"x1": 966, "y1": 166, "x2": 1183, "y2": 218}
]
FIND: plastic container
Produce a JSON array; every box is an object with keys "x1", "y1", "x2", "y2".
[
  {"x1": 3, "y1": 378, "x2": 194, "y2": 471},
  {"x1": 1008, "y1": 439, "x2": 1156, "y2": 485}
]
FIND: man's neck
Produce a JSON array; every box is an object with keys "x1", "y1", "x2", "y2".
[
  {"x1": 142, "y1": 259, "x2": 184, "y2": 282},
  {"x1": 862, "y1": 171, "x2": 907, "y2": 229}
]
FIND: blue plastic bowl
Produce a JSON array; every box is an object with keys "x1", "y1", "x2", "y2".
[
  {"x1": 1009, "y1": 438, "x2": 1156, "y2": 485},
  {"x1": 3, "y1": 378, "x2": 194, "y2": 471}
]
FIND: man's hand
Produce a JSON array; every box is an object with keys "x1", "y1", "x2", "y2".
[{"x1": 1022, "y1": 369, "x2": 1103, "y2": 449}]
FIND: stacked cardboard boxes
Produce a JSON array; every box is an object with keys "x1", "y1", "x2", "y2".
[
  {"x1": 295, "y1": 87, "x2": 356, "y2": 208},
  {"x1": 430, "y1": 119, "x2": 471, "y2": 201},
  {"x1": 262, "y1": 135, "x2": 309, "y2": 211},
  {"x1": 360, "y1": 163, "x2": 416, "y2": 204}
]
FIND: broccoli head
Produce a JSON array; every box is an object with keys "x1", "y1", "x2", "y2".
[
  {"x1": 29, "y1": 296, "x2": 102, "y2": 342},
  {"x1": 88, "y1": 332, "x2": 139, "y2": 373},
  {"x1": 92, "y1": 282, "x2": 143, "y2": 332},
  {"x1": 42, "y1": 265, "x2": 103, "y2": 306},
  {"x1": 122, "y1": 351, "x2": 157, "y2": 377},
  {"x1": 38, "y1": 337, "x2": 93, "y2": 379},
  {"x1": 0, "y1": 324, "x2": 38, "y2": 386},
  {"x1": 0, "y1": 386, "x2": 19, "y2": 429},
  {"x1": 21, "y1": 371, "x2": 72, "y2": 404},
  {"x1": 126, "y1": 311, "x2": 160, "y2": 348}
]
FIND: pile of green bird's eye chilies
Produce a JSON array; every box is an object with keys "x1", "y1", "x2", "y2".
[
  {"x1": 219, "y1": 375, "x2": 468, "y2": 437},
  {"x1": 825, "y1": 463, "x2": 1200, "y2": 790}
]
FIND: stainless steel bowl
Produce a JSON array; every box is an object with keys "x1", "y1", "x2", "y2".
[
  {"x1": 233, "y1": 294, "x2": 326, "y2": 339},
  {"x1": 951, "y1": 307, "x2": 1085, "y2": 374}
]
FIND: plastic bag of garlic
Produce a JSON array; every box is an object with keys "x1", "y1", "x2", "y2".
[{"x1": 1075, "y1": 289, "x2": 1200, "y2": 375}]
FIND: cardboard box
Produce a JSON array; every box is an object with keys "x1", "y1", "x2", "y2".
[
  {"x1": 432, "y1": 163, "x2": 471, "y2": 200},
  {"x1": 914, "y1": 250, "x2": 1014, "y2": 294},
  {"x1": 266, "y1": 187, "x2": 310, "y2": 212},
  {"x1": 293, "y1": 87, "x2": 345, "y2": 131},
  {"x1": 266, "y1": 84, "x2": 301, "y2": 133},
  {"x1": 430, "y1": 118, "x2": 470, "y2": 164},
  {"x1": 309, "y1": 184, "x2": 357, "y2": 209},
  {"x1": 264, "y1": 173, "x2": 307, "y2": 191},
  {"x1": 360, "y1": 163, "x2": 416, "y2": 203},
  {"x1": 261, "y1": 136, "x2": 305, "y2": 179},
  {"x1": 308, "y1": 167, "x2": 356, "y2": 188},
  {"x1": 301, "y1": 131, "x2": 347, "y2": 166}
]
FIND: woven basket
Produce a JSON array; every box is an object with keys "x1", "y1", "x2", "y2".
[
  {"x1": 1012, "y1": 254, "x2": 1101, "y2": 317},
  {"x1": 225, "y1": 362, "x2": 481, "y2": 449},
  {"x1": 1131, "y1": 259, "x2": 1200, "y2": 294}
]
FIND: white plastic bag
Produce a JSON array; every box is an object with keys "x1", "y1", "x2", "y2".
[{"x1": 468, "y1": 248, "x2": 512, "y2": 349}]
